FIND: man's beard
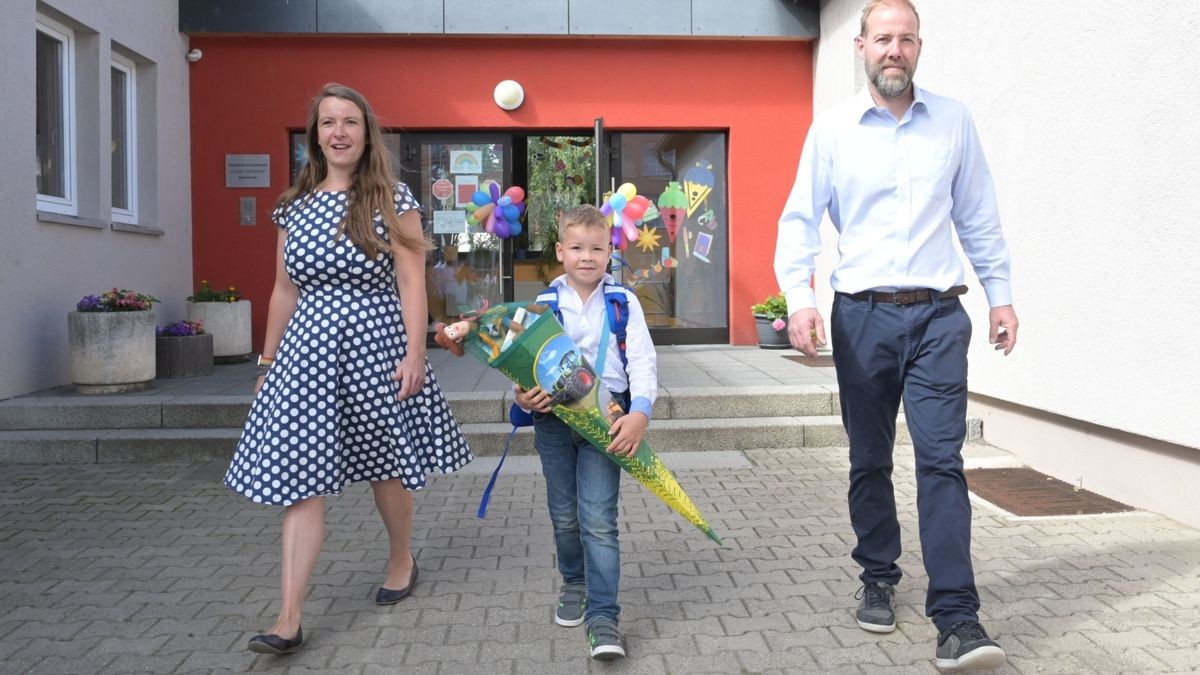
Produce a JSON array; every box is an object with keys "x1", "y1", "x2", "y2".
[{"x1": 867, "y1": 61, "x2": 912, "y2": 98}]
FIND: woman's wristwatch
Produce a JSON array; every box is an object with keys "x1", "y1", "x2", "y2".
[{"x1": 256, "y1": 355, "x2": 274, "y2": 378}]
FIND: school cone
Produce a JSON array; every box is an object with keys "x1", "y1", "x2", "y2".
[{"x1": 439, "y1": 303, "x2": 723, "y2": 545}]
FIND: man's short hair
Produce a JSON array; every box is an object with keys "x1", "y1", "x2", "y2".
[{"x1": 860, "y1": 0, "x2": 921, "y2": 37}]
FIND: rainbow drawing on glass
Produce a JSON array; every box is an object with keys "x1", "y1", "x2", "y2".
[{"x1": 437, "y1": 302, "x2": 723, "y2": 545}]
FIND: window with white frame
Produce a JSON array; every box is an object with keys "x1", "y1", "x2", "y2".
[
  {"x1": 36, "y1": 15, "x2": 76, "y2": 215},
  {"x1": 111, "y1": 53, "x2": 137, "y2": 223}
]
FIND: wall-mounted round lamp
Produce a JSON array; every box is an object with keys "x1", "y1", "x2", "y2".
[
  {"x1": 186, "y1": 48, "x2": 203, "y2": 63},
  {"x1": 493, "y1": 80, "x2": 524, "y2": 111}
]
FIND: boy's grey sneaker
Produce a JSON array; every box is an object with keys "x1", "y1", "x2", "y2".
[
  {"x1": 554, "y1": 582, "x2": 586, "y2": 627},
  {"x1": 935, "y1": 621, "x2": 1005, "y2": 671},
  {"x1": 855, "y1": 581, "x2": 896, "y2": 633},
  {"x1": 586, "y1": 618, "x2": 626, "y2": 660}
]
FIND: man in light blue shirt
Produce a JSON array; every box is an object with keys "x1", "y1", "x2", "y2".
[{"x1": 774, "y1": 1, "x2": 1017, "y2": 671}]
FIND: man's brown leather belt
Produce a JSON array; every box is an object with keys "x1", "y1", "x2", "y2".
[{"x1": 840, "y1": 285, "x2": 968, "y2": 306}]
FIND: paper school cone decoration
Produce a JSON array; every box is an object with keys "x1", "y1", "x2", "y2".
[
  {"x1": 657, "y1": 181, "x2": 687, "y2": 243},
  {"x1": 440, "y1": 303, "x2": 723, "y2": 545},
  {"x1": 682, "y1": 161, "x2": 715, "y2": 217}
]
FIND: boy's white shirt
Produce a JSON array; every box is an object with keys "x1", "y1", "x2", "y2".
[{"x1": 539, "y1": 273, "x2": 658, "y2": 417}]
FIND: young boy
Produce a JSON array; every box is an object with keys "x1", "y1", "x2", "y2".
[{"x1": 514, "y1": 204, "x2": 658, "y2": 661}]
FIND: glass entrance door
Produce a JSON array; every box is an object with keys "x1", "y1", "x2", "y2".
[
  {"x1": 398, "y1": 130, "x2": 726, "y2": 344},
  {"x1": 398, "y1": 135, "x2": 509, "y2": 326}
]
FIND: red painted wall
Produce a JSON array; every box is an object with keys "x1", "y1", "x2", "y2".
[{"x1": 188, "y1": 36, "x2": 813, "y2": 347}]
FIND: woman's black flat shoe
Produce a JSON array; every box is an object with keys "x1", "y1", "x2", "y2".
[
  {"x1": 375, "y1": 556, "x2": 419, "y2": 605},
  {"x1": 247, "y1": 626, "x2": 303, "y2": 654}
]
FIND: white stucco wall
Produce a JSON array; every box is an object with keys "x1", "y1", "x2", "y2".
[
  {"x1": 811, "y1": 0, "x2": 1200, "y2": 450},
  {"x1": 1, "y1": 0, "x2": 192, "y2": 399}
]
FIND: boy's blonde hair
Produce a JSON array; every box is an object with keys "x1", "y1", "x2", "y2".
[{"x1": 556, "y1": 204, "x2": 610, "y2": 241}]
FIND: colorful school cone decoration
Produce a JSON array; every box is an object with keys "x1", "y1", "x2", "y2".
[
  {"x1": 683, "y1": 161, "x2": 715, "y2": 216},
  {"x1": 657, "y1": 181, "x2": 687, "y2": 243},
  {"x1": 438, "y1": 303, "x2": 723, "y2": 545},
  {"x1": 467, "y1": 184, "x2": 525, "y2": 239},
  {"x1": 601, "y1": 183, "x2": 653, "y2": 251}
]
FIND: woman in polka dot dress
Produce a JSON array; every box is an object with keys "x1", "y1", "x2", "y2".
[{"x1": 225, "y1": 83, "x2": 472, "y2": 655}]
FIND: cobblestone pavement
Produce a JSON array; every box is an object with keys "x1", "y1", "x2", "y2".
[{"x1": 2, "y1": 445, "x2": 1199, "y2": 674}]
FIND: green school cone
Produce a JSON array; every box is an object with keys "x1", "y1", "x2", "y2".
[{"x1": 457, "y1": 303, "x2": 722, "y2": 545}]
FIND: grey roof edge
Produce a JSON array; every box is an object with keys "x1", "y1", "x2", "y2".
[{"x1": 180, "y1": 0, "x2": 819, "y2": 40}]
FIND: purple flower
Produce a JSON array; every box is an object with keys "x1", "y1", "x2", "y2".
[
  {"x1": 76, "y1": 295, "x2": 108, "y2": 312},
  {"x1": 157, "y1": 319, "x2": 205, "y2": 337},
  {"x1": 771, "y1": 318, "x2": 786, "y2": 331}
]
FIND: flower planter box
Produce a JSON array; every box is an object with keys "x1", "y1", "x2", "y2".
[
  {"x1": 68, "y1": 310, "x2": 156, "y2": 393},
  {"x1": 187, "y1": 300, "x2": 252, "y2": 363},
  {"x1": 156, "y1": 333, "x2": 215, "y2": 378},
  {"x1": 754, "y1": 314, "x2": 791, "y2": 349}
]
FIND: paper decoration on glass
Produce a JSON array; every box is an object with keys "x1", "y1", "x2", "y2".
[
  {"x1": 636, "y1": 223, "x2": 661, "y2": 253},
  {"x1": 450, "y1": 150, "x2": 483, "y2": 174},
  {"x1": 656, "y1": 181, "x2": 687, "y2": 243},
  {"x1": 683, "y1": 160, "x2": 715, "y2": 216},
  {"x1": 693, "y1": 231, "x2": 713, "y2": 262}
]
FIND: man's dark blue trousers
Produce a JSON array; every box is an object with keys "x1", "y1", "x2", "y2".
[{"x1": 830, "y1": 290, "x2": 978, "y2": 632}]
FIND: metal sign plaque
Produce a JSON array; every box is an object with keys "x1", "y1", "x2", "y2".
[{"x1": 225, "y1": 154, "x2": 270, "y2": 188}]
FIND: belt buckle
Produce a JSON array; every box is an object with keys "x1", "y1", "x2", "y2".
[{"x1": 893, "y1": 290, "x2": 917, "y2": 306}]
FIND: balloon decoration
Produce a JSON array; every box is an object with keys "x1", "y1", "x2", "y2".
[
  {"x1": 600, "y1": 183, "x2": 652, "y2": 250},
  {"x1": 467, "y1": 184, "x2": 526, "y2": 239}
]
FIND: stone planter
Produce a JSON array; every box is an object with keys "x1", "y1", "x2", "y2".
[
  {"x1": 156, "y1": 333, "x2": 215, "y2": 378},
  {"x1": 754, "y1": 314, "x2": 791, "y2": 349},
  {"x1": 187, "y1": 300, "x2": 252, "y2": 363},
  {"x1": 68, "y1": 310, "x2": 156, "y2": 393}
]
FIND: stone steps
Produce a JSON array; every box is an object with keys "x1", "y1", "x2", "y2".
[{"x1": 0, "y1": 386, "x2": 981, "y2": 463}]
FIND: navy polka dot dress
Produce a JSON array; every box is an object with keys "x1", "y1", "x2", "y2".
[{"x1": 225, "y1": 183, "x2": 473, "y2": 506}]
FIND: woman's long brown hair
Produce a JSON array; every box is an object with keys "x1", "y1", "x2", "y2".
[{"x1": 274, "y1": 83, "x2": 425, "y2": 257}]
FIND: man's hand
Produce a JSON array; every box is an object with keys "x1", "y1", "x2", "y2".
[
  {"x1": 606, "y1": 411, "x2": 648, "y2": 457},
  {"x1": 514, "y1": 385, "x2": 552, "y2": 413},
  {"x1": 787, "y1": 308, "x2": 827, "y2": 357},
  {"x1": 989, "y1": 305, "x2": 1019, "y2": 356}
]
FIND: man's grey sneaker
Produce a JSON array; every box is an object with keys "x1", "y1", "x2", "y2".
[
  {"x1": 586, "y1": 618, "x2": 626, "y2": 660},
  {"x1": 935, "y1": 621, "x2": 1005, "y2": 671},
  {"x1": 554, "y1": 582, "x2": 587, "y2": 627},
  {"x1": 854, "y1": 581, "x2": 897, "y2": 633}
]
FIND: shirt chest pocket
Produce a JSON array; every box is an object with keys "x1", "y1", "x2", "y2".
[{"x1": 910, "y1": 147, "x2": 956, "y2": 198}]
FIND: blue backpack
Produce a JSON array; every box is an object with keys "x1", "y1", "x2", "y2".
[
  {"x1": 477, "y1": 283, "x2": 632, "y2": 518},
  {"x1": 534, "y1": 283, "x2": 631, "y2": 370}
]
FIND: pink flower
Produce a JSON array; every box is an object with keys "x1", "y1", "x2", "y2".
[{"x1": 771, "y1": 318, "x2": 786, "y2": 331}]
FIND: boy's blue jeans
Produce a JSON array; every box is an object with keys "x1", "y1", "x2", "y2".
[{"x1": 532, "y1": 395, "x2": 626, "y2": 626}]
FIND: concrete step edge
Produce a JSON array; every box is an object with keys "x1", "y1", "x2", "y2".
[
  {"x1": 0, "y1": 415, "x2": 981, "y2": 463},
  {"x1": 0, "y1": 385, "x2": 842, "y2": 430}
]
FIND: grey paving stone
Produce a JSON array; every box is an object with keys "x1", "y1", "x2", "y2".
[{"x1": 2, "y1": 440, "x2": 1200, "y2": 673}]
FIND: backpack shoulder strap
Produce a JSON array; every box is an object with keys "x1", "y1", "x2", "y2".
[
  {"x1": 534, "y1": 287, "x2": 562, "y2": 324},
  {"x1": 603, "y1": 283, "x2": 631, "y2": 370}
]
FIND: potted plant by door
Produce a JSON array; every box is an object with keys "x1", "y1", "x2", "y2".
[
  {"x1": 155, "y1": 319, "x2": 215, "y2": 378},
  {"x1": 751, "y1": 292, "x2": 791, "y2": 349},
  {"x1": 69, "y1": 288, "x2": 158, "y2": 393},
  {"x1": 186, "y1": 280, "x2": 251, "y2": 363}
]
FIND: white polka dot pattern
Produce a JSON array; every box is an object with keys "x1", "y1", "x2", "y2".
[{"x1": 224, "y1": 184, "x2": 473, "y2": 505}]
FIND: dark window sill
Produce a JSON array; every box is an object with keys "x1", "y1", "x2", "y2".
[
  {"x1": 36, "y1": 211, "x2": 106, "y2": 229},
  {"x1": 111, "y1": 222, "x2": 164, "y2": 237}
]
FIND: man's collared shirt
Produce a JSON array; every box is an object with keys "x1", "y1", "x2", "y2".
[
  {"x1": 545, "y1": 273, "x2": 657, "y2": 418},
  {"x1": 775, "y1": 84, "x2": 1013, "y2": 312}
]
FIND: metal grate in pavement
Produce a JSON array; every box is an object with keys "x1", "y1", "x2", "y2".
[
  {"x1": 782, "y1": 354, "x2": 835, "y2": 368},
  {"x1": 965, "y1": 467, "x2": 1136, "y2": 517}
]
